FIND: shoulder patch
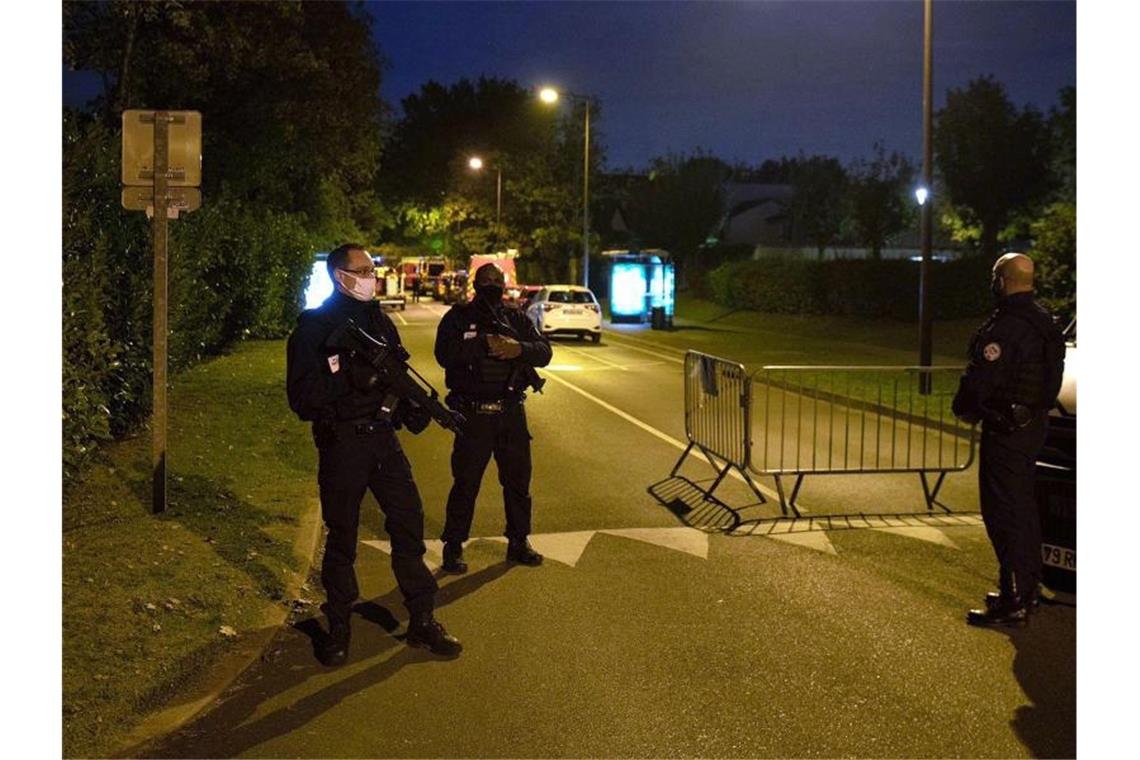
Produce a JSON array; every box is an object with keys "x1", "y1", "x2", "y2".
[{"x1": 983, "y1": 342, "x2": 1002, "y2": 362}]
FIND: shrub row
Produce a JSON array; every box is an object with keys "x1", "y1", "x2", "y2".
[
  {"x1": 705, "y1": 254, "x2": 994, "y2": 320},
  {"x1": 63, "y1": 114, "x2": 320, "y2": 485}
]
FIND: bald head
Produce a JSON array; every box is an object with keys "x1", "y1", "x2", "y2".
[{"x1": 992, "y1": 253, "x2": 1035, "y2": 296}]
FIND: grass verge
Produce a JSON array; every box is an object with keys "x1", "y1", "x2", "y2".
[
  {"x1": 62, "y1": 340, "x2": 320, "y2": 758},
  {"x1": 633, "y1": 293, "x2": 980, "y2": 368},
  {"x1": 608, "y1": 293, "x2": 983, "y2": 422}
]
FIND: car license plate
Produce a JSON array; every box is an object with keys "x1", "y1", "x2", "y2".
[
  {"x1": 565, "y1": 308, "x2": 582, "y2": 315},
  {"x1": 1042, "y1": 542, "x2": 1075, "y2": 571}
]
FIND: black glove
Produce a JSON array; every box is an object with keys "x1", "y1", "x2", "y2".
[
  {"x1": 347, "y1": 355, "x2": 381, "y2": 391},
  {"x1": 400, "y1": 401, "x2": 431, "y2": 435}
]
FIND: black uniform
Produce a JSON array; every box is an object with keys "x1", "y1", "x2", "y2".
[
  {"x1": 286, "y1": 291, "x2": 437, "y2": 625},
  {"x1": 434, "y1": 299, "x2": 552, "y2": 544},
  {"x1": 952, "y1": 291, "x2": 1065, "y2": 604}
]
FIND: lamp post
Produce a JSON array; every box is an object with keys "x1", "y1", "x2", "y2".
[
  {"x1": 468, "y1": 155, "x2": 503, "y2": 249},
  {"x1": 917, "y1": 0, "x2": 934, "y2": 394},
  {"x1": 539, "y1": 86, "x2": 591, "y2": 288}
]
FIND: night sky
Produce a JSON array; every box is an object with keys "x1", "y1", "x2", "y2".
[
  {"x1": 368, "y1": 0, "x2": 1074, "y2": 169},
  {"x1": 63, "y1": 0, "x2": 1076, "y2": 171}
]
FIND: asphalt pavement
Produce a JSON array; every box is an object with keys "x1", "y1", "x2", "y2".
[{"x1": 143, "y1": 302, "x2": 1075, "y2": 759}]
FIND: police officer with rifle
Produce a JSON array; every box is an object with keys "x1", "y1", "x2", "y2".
[
  {"x1": 434, "y1": 263, "x2": 552, "y2": 573},
  {"x1": 287, "y1": 244, "x2": 462, "y2": 665},
  {"x1": 952, "y1": 253, "x2": 1065, "y2": 628}
]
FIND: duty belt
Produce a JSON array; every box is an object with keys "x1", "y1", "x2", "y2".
[
  {"x1": 450, "y1": 397, "x2": 519, "y2": 415},
  {"x1": 327, "y1": 416, "x2": 395, "y2": 435}
]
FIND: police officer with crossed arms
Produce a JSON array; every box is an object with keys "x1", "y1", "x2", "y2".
[
  {"x1": 287, "y1": 244, "x2": 461, "y2": 664},
  {"x1": 952, "y1": 253, "x2": 1065, "y2": 628},
  {"x1": 434, "y1": 263, "x2": 553, "y2": 572}
]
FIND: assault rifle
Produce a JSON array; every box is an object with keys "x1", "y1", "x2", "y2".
[{"x1": 327, "y1": 318, "x2": 466, "y2": 433}]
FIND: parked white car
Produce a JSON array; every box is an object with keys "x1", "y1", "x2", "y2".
[{"x1": 526, "y1": 285, "x2": 603, "y2": 342}]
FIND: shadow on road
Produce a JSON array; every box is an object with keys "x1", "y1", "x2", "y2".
[
  {"x1": 648, "y1": 475, "x2": 980, "y2": 535},
  {"x1": 141, "y1": 562, "x2": 511, "y2": 758},
  {"x1": 1006, "y1": 600, "x2": 1077, "y2": 759}
]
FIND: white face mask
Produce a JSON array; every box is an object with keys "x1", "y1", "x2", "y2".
[{"x1": 336, "y1": 269, "x2": 377, "y2": 302}]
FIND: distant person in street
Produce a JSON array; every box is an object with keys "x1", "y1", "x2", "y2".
[
  {"x1": 286, "y1": 243, "x2": 461, "y2": 665},
  {"x1": 952, "y1": 252, "x2": 1065, "y2": 628},
  {"x1": 434, "y1": 263, "x2": 552, "y2": 572}
]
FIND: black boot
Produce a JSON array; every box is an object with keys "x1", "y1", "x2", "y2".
[
  {"x1": 971, "y1": 568, "x2": 1033, "y2": 627},
  {"x1": 506, "y1": 539, "x2": 543, "y2": 566},
  {"x1": 967, "y1": 598, "x2": 1029, "y2": 628},
  {"x1": 405, "y1": 612, "x2": 463, "y2": 658},
  {"x1": 986, "y1": 588, "x2": 1040, "y2": 612},
  {"x1": 442, "y1": 541, "x2": 468, "y2": 574},
  {"x1": 316, "y1": 617, "x2": 351, "y2": 666}
]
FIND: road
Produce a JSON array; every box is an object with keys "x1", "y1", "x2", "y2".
[{"x1": 144, "y1": 301, "x2": 1075, "y2": 758}]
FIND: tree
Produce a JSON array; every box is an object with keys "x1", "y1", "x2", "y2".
[
  {"x1": 380, "y1": 77, "x2": 604, "y2": 281},
  {"x1": 934, "y1": 76, "x2": 1052, "y2": 258},
  {"x1": 380, "y1": 77, "x2": 565, "y2": 205},
  {"x1": 846, "y1": 144, "x2": 915, "y2": 259},
  {"x1": 789, "y1": 155, "x2": 848, "y2": 257},
  {"x1": 625, "y1": 151, "x2": 729, "y2": 263},
  {"x1": 64, "y1": 0, "x2": 387, "y2": 238},
  {"x1": 1029, "y1": 202, "x2": 1076, "y2": 323},
  {"x1": 1049, "y1": 86, "x2": 1076, "y2": 204}
]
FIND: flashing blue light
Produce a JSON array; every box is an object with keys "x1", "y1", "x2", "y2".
[
  {"x1": 611, "y1": 262, "x2": 647, "y2": 317},
  {"x1": 304, "y1": 260, "x2": 333, "y2": 309}
]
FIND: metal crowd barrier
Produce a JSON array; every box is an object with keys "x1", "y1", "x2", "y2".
[
  {"x1": 748, "y1": 365, "x2": 976, "y2": 516},
  {"x1": 670, "y1": 351, "x2": 769, "y2": 507},
  {"x1": 671, "y1": 351, "x2": 977, "y2": 517}
]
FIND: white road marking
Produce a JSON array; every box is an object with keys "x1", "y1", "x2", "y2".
[
  {"x1": 600, "y1": 527, "x2": 709, "y2": 559},
  {"x1": 527, "y1": 531, "x2": 597, "y2": 567},
  {"x1": 361, "y1": 539, "x2": 442, "y2": 571},
  {"x1": 765, "y1": 531, "x2": 838, "y2": 555},
  {"x1": 392, "y1": 310, "x2": 408, "y2": 326},
  {"x1": 545, "y1": 361, "x2": 665, "y2": 373},
  {"x1": 538, "y1": 369, "x2": 784, "y2": 504},
  {"x1": 363, "y1": 528, "x2": 707, "y2": 567},
  {"x1": 557, "y1": 343, "x2": 632, "y2": 371},
  {"x1": 872, "y1": 526, "x2": 959, "y2": 549},
  {"x1": 362, "y1": 522, "x2": 981, "y2": 566},
  {"x1": 600, "y1": 333, "x2": 686, "y2": 364}
]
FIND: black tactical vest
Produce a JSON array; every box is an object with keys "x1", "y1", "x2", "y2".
[{"x1": 998, "y1": 301, "x2": 1065, "y2": 410}]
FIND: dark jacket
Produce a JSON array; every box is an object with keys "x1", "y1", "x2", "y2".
[
  {"x1": 434, "y1": 299, "x2": 552, "y2": 401},
  {"x1": 952, "y1": 292, "x2": 1065, "y2": 428},
  {"x1": 286, "y1": 291, "x2": 405, "y2": 422}
]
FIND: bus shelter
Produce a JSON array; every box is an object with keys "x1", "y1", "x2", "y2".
[{"x1": 603, "y1": 249, "x2": 675, "y2": 328}]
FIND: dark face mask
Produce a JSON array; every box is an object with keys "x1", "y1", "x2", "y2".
[{"x1": 475, "y1": 283, "x2": 504, "y2": 303}]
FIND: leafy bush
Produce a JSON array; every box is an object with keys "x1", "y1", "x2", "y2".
[
  {"x1": 1029, "y1": 202, "x2": 1076, "y2": 324},
  {"x1": 62, "y1": 114, "x2": 320, "y2": 487},
  {"x1": 706, "y1": 254, "x2": 993, "y2": 320}
]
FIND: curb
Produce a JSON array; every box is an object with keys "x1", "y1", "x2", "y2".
[{"x1": 113, "y1": 497, "x2": 324, "y2": 758}]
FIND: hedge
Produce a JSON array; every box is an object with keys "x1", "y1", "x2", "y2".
[
  {"x1": 63, "y1": 114, "x2": 321, "y2": 485},
  {"x1": 706, "y1": 254, "x2": 993, "y2": 320}
]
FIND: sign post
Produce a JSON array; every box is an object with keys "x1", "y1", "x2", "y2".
[{"x1": 122, "y1": 110, "x2": 202, "y2": 514}]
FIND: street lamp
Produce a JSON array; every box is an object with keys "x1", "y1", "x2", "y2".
[
  {"x1": 539, "y1": 85, "x2": 591, "y2": 288},
  {"x1": 468, "y1": 155, "x2": 503, "y2": 250}
]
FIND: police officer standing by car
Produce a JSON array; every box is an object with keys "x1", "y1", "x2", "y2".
[
  {"x1": 952, "y1": 252, "x2": 1065, "y2": 628},
  {"x1": 434, "y1": 263, "x2": 552, "y2": 573},
  {"x1": 286, "y1": 244, "x2": 461, "y2": 664}
]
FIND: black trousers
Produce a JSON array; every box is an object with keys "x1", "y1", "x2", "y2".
[
  {"x1": 441, "y1": 403, "x2": 533, "y2": 544},
  {"x1": 315, "y1": 422, "x2": 437, "y2": 623},
  {"x1": 979, "y1": 415, "x2": 1048, "y2": 602}
]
